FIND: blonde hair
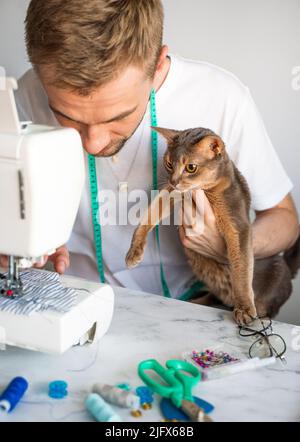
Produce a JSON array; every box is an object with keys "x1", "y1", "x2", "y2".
[{"x1": 25, "y1": 0, "x2": 164, "y2": 94}]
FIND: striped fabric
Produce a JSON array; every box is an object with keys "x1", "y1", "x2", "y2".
[{"x1": 0, "y1": 269, "x2": 77, "y2": 315}]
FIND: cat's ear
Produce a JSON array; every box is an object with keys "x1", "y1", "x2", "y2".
[
  {"x1": 201, "y1": 135, "x2": 225, "y2": 159},
  {"x1": 151, "y1": 126, "x2": 180, "y2": 143}
]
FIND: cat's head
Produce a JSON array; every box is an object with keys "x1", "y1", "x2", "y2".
[{"x1": 152, "y1": 126, "x2": 228, "y2": 192}]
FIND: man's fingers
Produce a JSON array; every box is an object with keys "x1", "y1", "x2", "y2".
[
  {"x1": 191, "y1": 189, "x2": 205, "y2": 216},
  {"x1": 192, "y1": 189, "x2": 215, "y2": 225},
  {"x1": 49, "y1": 246, "x2": 70, "y2": 274},
  {"x1": 178, "y1": 225, "x2": 193, "y2": 249},
  {"x1": 0, "y1": 255, "x2": 8, "y2": 268},
  {"x1": 1, "y1": 247, "x2": 69, "y2": 274},
  {"x1": 178, "y1": 225, "x2": 185, "y2": 243},
  {"x1": 182, "y1": 189, "x2": 205, "y2": 229},
  {"x1": 33, "y1": 255, "x2": 49, "y2": 268},
  {"x1": 55, "y1": 259, "x2": 67, "y2": 274}
]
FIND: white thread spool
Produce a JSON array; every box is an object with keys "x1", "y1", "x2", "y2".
[{"x1": 92, "y1": 383, "x2": 140, "y2": 410}]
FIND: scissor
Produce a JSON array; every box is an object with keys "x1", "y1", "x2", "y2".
[{"x1": 138, "y1": 359, "x2": 213, "y2": 422}]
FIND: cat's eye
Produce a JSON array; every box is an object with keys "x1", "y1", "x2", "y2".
[
  {"x1": 165, "y1": 160, "x2": 173, "y2": 171},
  {"x1": 185, "y1": 164, "x2": 198, "y2": 174}
]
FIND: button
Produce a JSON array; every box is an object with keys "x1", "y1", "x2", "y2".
[{"x1": 119, "y1": 182, "x2": 128, "y2": 193}]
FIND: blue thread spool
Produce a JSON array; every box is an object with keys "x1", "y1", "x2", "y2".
[
  {"x1": 0, "y1": 377, "x2": 28, "y2": 412},
  {"x1": 85, "y1": 393, "x2": 123, "y2": 422},
  {"x1": 136, "y1": 386, "x2": 153, "y2": 405},
  {"x1": 48, "y1": 380, "x2": 68, "y2": 399}
]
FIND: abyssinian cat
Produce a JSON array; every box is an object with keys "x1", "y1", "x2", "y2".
[{"x1": 125, "y1": 126, "x2": 300, "y2": 325}]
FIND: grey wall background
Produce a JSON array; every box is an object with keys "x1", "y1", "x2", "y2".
[{"x1": 0, "y1": 0, "x2": 299, "y2": 324}]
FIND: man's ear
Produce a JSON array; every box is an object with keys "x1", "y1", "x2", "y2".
[
  {"x1": 199, "y1": 135, "x2": 225, "y2": 159},
  {"x1": 151, "y1": 126, "x2": 180, "y2": 143}
]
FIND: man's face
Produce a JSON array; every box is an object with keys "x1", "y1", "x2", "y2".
[{"x1": 40, "y1": 66, "x2": 152, "y2": 157}]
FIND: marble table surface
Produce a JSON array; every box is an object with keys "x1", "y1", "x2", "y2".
[{"x1": 0, "y1": 284, "x2": 299, "y2": 422}]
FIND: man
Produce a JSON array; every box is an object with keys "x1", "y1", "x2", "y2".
[{"x1": 11, "y1": 0, "x2": 299, "y2": 299}]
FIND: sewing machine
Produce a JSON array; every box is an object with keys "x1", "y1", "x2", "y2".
[{"x1": 0, "y1": 77, "x2": 114, "y2": 354}]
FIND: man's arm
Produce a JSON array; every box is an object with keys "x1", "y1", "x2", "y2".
[
  {"x1": 252, "y1": 193, "x2": 299, "y2": 258},
  {"x1": 179, "y1": 191, "x2": 299, "y2": 262}
]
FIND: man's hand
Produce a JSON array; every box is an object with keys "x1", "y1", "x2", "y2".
[
  {"x1": 178, "y1": 189, "x2": 228, "y2": 264},
  {"x1": 178, "y1": 190, "x2": 299, "y2": 262},
  {"x1": 0, "y1": 245, "x2": 70, "y2": 274}
]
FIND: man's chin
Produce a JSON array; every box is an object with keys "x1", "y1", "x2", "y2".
[{"x1": 93, "y1": 140, "x2": 127, "y2": 158}]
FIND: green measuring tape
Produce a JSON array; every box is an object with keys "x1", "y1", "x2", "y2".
[
  {"x1": 88, "y1": 88, "x2": 205, "y2": 298},
  {"x1": 88, "y1": 154, "x2": 106, "y2": 283},
  {"x1": 150, "y1": 89, "x2": 172, "y2": 298}
]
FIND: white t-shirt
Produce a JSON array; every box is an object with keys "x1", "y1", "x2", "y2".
[{"x1": 15, "y1": 54, "x2": 293, "y2": 298}]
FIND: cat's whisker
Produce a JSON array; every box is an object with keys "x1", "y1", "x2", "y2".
[
  {"x1": 157, "y1": 178, "x2": 169, "y2": 185},
  {"x1": 157, "y1": 180, "x2": 170, "y2": 190}
]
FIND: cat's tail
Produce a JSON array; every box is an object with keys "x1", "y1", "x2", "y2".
[{"x1": 283, "y1": 232, "x2": 300, "y2": 279}]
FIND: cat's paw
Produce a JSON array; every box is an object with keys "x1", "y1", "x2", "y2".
[
  {"x1": 126, "y1": 245, "x2": 145, "y2": 268},
  {"x1": 233, "y1": 304, "x2": 257, "y2": 325}
]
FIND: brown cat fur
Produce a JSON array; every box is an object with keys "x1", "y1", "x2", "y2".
[{"x1": 126, "y1": 127, "x2": 300, "y2": 324}]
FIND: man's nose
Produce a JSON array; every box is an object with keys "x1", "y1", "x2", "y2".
[{"x1": 81, "y1": 125, "x2": 111, "y2": 155}]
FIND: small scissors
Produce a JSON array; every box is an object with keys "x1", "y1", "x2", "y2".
[{"x1": 138, "y1": 359, "x2": 213, "y2": 422}]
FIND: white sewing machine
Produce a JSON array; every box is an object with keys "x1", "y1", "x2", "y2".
[{"x1": 0, "y1": 77, "x2": 114, "y2": 354}]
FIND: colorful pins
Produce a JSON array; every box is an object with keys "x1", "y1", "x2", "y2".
[{"x1": 191, "y1": 349, "x2": 239, "y2": 369}]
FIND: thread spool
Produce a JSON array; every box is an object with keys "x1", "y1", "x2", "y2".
[
  {"x1": 48, "y1": 380, "x2": 68, "y2": 399},
  {"x1": 0, "y1": 377, "x2": 28, "y2": 412},
  {"x1": 136, "y1": 385, "x2": 154, "y2": 407},
  {"x1": 85, "y1": 393, "x2": 123, "y2": 422},
  {"x1": 92, "y1": 383, "x2": 140, "y2": 410}
]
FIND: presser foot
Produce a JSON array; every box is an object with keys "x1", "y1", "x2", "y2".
[
  {"x1": 0, "y1": 279, "x2": 24, "y2": 299},
  {"x1": 0, "y1": 255, "x2": 24, "y2": 299}
]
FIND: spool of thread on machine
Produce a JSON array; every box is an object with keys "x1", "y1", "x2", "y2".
[
  {"x1": 85, "y1": 393, "x2": 123, "y2": 422},
  {"x1": 0, "y1": 377, "x2": 28, "y2": 412},
  {"x1": 92, "y1": 383, "x2": 140, "y2": 410}
]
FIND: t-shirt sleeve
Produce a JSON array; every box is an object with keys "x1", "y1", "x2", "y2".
[
  {"x1": 14, "y1": 73, "x2": 33, "y2": 122},
  {"x1": 229, "y1": 88, "x2": 293, "y2": 211}
]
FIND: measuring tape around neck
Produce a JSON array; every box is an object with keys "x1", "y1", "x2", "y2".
[
  {"x1": 150, "y1": 89, "x2": 172, "y2": 298},
  {"x1": 88, "y1": 154, "x2": 106, "y2": 283},
  {"x1": 88, "y1": 89, "x2": 205, "y2": 298}
]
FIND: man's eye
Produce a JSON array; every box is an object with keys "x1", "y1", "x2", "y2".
[
  {"x1": 165, "y1": 160, "x2": 173, "y2": 171},
  {"x1": 185, "y1": 164, "x2": 198, "y2": 174}
]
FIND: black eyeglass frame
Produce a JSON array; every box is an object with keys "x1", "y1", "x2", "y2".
[{"x1": 238, "y1": 318, "x2": 287, "y2": 361}]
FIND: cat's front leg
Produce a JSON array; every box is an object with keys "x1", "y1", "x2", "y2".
[
  {"x1": 126, "y1": 226, "x2": 148, "y2": 268},
  {"x1": 232, "y1": 247, "x2": 257, "y2": 325},
  {"x1": 233, "y1": 301, "x2": 257, "y2": 325},
  {"x1": 225, "y1": 225, "x2": 257, "y2": 325},
  {"x1": 126, "y1": 185, "x2": 175, "y2": 268}
]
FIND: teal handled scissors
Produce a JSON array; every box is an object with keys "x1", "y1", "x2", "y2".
[{"x1": 138, "y1": 359, "x2": 213, "y2": 422}]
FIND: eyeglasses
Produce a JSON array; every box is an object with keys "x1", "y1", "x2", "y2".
[{"x1": 239, "y1": 318, "x2": 287, "y2": 363}]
